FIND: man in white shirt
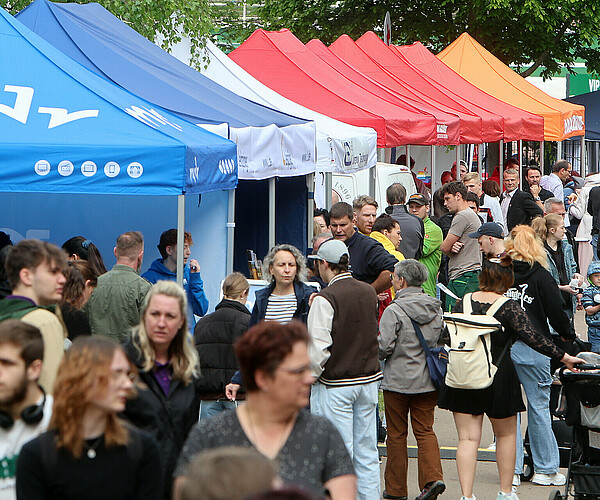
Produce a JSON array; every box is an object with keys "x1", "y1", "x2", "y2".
[
  {"x1": 0, "y1": 320, "x2": 52, "y2": 500},
  {"x1": 308, "y1": 239, "x2": 382, "y2": 500},
  {"x1": 541, "y1": 159, "x2": 572, "y2": 205},
  {"x1": 463, "y1": 172, "x2": 503, "y2": 229}
]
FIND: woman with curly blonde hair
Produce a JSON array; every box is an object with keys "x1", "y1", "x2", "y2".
[
  {"x1": 16, "y1": 336, "x2": 161, "y2": 499},
  {"x1": 122, "y1": 280, "x2": 200, "y2": 499}
]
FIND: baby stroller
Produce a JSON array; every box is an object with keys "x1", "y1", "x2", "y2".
[{"x1": 549, "y1": 353, "x2": 600, "y2": 500}]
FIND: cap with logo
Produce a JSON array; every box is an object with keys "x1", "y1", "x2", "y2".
[{"x1": 408, "y1": 193, "x2": 429, "y2": 206}]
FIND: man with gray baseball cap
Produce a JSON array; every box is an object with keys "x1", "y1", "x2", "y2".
[
  {"x1": 468, "y1": 222, "x2": 505, "y2": 258},
  {"x1": 308, "y1": 238, "x2": 382, "y2": 500}
]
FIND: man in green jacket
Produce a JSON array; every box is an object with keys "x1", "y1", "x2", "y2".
[
  {"x1": 407, "y1": 194, "x2": 442, "y2": 297},
  {"x1": 85, "y1": 231, "x2": 150, "y2": 342}
]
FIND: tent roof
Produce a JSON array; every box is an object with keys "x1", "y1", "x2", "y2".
[
  {"x1": 16, "y1": 0, "x2": 317, "y2": 178},
  {"x1": 437, "y1": 32, "x2": 585, "y2": 141},
  {"x1": 566, "y1": 91, "x2": 600, "y2": 141},
  {"x1": 230, "y1": 29, "x2": 440, "y2": 147},
  {"x1": 306, "y1": 38, "x2": 465, "y2": 145},
  {"x1": 331, "y1": 32, "x2": 502, "y2": 144},
  {"x1": 0, "y1": 5, "x2": 237, "y2": 196},
  {"x1": 393, "y1": 41, "x2": 545, "y2": 142},
  {"x1": 200, "y1": 39, "x2": 378, "y2": 174}
]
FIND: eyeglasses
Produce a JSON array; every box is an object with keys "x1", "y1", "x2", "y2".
[
  {"x1": 111, "y1": 370, "x2": 137, "y2": 382},
  {"x1": 276, "y1": 364, "x2": 312, "y2": 376}
]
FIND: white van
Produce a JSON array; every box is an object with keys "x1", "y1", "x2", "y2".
[{"x1": 331, "y1": 162, "x2": 418, "y2": 210}]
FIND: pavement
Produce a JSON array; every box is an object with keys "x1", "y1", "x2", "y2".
[{"x1": 376, "y1": 310, "x2": 588, "y2": 500}]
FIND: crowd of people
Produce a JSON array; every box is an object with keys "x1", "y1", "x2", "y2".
[{"x1": 0, "y1": 157, "x2": 598, "y2": 500}]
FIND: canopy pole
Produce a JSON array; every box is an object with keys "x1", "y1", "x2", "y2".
[
  {"x1": 477, "y1": 144, "x2": 482, "y2": 175},
  {"x1": 557, "y1": 141, "x2": 563, "y2": 160},
  {"x1": 373, "y1": 148, "x2": 384, "y2": 199},
  {"x1": 581, "y1": 136, "x2": 587, "y2": 177},
  {"x1": 406, "y1": 145, "x2": 411, "y2": 166},
  {"x1": 456, "y1": 146, "x2": 460, "y2": 175},
  {"x1": 269, "y1": 177, "x2": 276, "y2": 249},
  {"x1": 519, "y1": 140, "x2": 523, "y2": 171},
  {"x1": 176, "y1": 195, "x2": 185, "y2": 287},
  {"x1": 499, "y1": 141, "x2": 504, "y2": 189},
  {"x1": 307, "y1": 173, "x2": 315, "y2": 246},
  {"x1": 325, "y1": 173, "x2": 332, "y2": 209},
  {"x1": 540, "y1": 141, "x2": 545, "y2": 173},
  {"x1": 226, "y1": 189, "x2": 235, "y2": 275},
  {"x1": 431, "y1": 146, "x2": 436, "y2": 192}
]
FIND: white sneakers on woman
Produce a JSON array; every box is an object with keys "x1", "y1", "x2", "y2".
[{"x1": 531, "y1": 472, "x2": 566, "y2": 485}]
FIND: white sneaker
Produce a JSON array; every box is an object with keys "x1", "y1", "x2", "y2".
[
  {"x1": 512, "y1": 474, "x2": 521, "y2": 487},
  {"x1": 531, "y1": 472, "x2": 566, "y2": 486},
  {"x1": 460, "y1": 496, "x2": 476, "y2": 500},
  {"x1": 497, "y1": 491, "x2": 519, "y2": 500}
]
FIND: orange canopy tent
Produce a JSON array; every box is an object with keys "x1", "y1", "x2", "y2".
[{"x1": 438, "y1": 33, "x2": 585, "y2": 141}]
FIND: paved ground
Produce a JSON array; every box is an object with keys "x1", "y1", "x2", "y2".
[{"x1": 377, "y1": 311, "x2": 588, "y2": 500}]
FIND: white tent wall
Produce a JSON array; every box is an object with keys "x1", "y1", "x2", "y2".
[{"x1": 0, "y1": 190, "x2": 229, "y2": 313}]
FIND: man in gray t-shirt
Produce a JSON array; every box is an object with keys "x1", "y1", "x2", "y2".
[{"x1": 440, "y1": 181, "x2": 482, "y2": 310}]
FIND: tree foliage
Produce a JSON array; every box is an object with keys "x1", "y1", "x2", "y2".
[
  {"x1": 2, "y1": 0, "x2": 213, "y2": 68},
  {"x1": 253, "y1": 0, "x2": 600, "y2": 78}
]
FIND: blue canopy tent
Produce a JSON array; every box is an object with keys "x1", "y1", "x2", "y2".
[
  {"x1": 565, "y1": 91, "x2": 597, "y2": 175},
  {"x1": 566, "y1": 91, "x2": 600, "y2": 141},
  {"x1": 17, "y1": 0, "x2": 318, "y2": 274},
  {"x1": 0, "y1": 5, "x2": 238, "y2": 304}
]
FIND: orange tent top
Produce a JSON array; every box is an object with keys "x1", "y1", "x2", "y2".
[{"x1": 438, "y1": 33, "x2": 585, "y2": 141}]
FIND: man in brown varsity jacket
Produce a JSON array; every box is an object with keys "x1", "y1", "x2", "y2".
[{"x1": 307, "y1": 239, "x2": 382, "y2": 500}]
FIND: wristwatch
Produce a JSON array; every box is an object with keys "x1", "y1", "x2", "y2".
[{"x1": 534, "y1": 196, "x2": 541, "y2": 201}]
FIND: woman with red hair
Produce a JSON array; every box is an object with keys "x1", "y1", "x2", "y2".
[{"x1": 16, "y1": 336, "x2": 162, "y2": 499}]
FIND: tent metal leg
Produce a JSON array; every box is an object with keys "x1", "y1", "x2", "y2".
[
  {"x1": 307, "y1": 173, "x2": 314, "y2": 247},
  {"x1": 176, "y1": 194, "x2": 185, "y2": 287},
  {"x1": 269, "y1": 177, "x2": 275, "y2": 249},
  {"x1": 581, "y1": 136, "x2": 586, "y2": 177},
  {"x1": 227, "y1": 189, "x2": 235, "y2": 275},
  {"x1": 325, "y1": 172, "x2": 332, "y2": 209}
]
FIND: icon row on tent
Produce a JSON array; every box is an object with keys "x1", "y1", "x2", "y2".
[{"x1": 34, "y1": 160, "x2": 143, "y2": 178}]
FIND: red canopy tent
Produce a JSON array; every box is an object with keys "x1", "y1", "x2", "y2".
[
  {"x1": 392, "y1": 41, "x2": 544, "y2": 141},
  {"x1": 229, "y1": 29, "x2": 440, "y2": 147},
  {"x1": 330, "y1": 32, "x2": 506, "y2": 143},
  {"x1": 305, "y1": 39, "x2": 468, "y2": 145}
]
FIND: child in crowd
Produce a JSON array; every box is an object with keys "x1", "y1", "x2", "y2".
[{"x1": 582, "y1": 261, "x2": 600, "y2": 352}]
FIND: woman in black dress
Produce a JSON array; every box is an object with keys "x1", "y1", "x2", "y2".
[{"x1": 438, "y1": 256, "x2": 583, "y2": 500}]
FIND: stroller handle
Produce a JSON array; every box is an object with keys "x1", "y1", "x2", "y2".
[{"x1": 575, "y1": 363, "x2": 600, "y2": 370}]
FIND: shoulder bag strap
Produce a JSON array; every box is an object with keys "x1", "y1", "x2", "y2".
[
  {"x1": 394, "y1": 302, "x2": 433, "y2": 358},
  {"x1": 408, "y1": 318, "x2": 433, "y2": 359},
  {"x1": 462, "y1": 293, "x2": 473, "y2": 314}
]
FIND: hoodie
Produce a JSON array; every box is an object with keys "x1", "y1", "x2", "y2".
[
  {"x1": 582, "y1": 260, "x2": 600, "y2": 327},
  {"x1": 142, "y1": 258, "x2": 208, "y2": 328},
  {"x1": 378, "y1": 286, "x2": 443, "y2": 393},
  {"x1": 504, "y1": 260, "x2": 575, "y2": 340}
]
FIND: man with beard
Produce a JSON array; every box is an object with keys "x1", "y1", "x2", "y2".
[
  {"x1": 0, "y1": 320, "x2": 51, "y2": 500},
  {"x1": 0, "y1": 240, "x2": 67, "y2": 394},
  {"x1": 85, "y1": 231, "x2": 150, "y2": 342}
]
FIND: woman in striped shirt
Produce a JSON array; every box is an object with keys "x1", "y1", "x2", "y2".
[
  {"x1": 250, "y1": 244, "x2": 314, "y2": 326},
  {"x1": 226, "y1": 244, "x2": 315, "y2": 400}
]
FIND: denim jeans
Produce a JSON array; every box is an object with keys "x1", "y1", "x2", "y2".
[
  {"x1": 310, "y1": 381, "x2": 380, "y2": 500},
  {"x1": 588, "y1": 326, "x2": 600, "y2": 353},
  {"x1": 593, "y1": 234, "x2": 600, "y2": 262},
  {"x1": 511, "y1": 340, "x2": 560, "y2": 474},
  {"x1": 199, "y1": 399, "x2": 236, "y2": 420}
]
